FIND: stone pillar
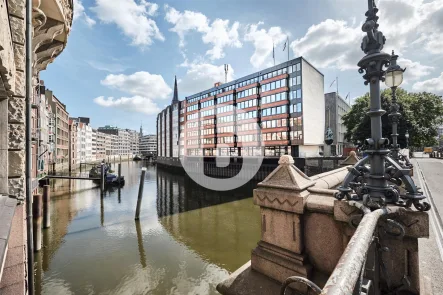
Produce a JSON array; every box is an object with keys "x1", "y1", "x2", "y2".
[{"x1": 251, "y1": 155, "x2": 316, "y2": 293}]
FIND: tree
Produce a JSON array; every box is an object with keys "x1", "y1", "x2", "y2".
[{"x1": 343, "y1": 89, "x2": 443, "y2": 148}]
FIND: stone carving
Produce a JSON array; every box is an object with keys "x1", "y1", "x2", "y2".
[
  {"x1": 0, "y1": 1, "x2": 16, "y2": 95},
  {"x1": 278, "y1": 155, "x2": 294, "y2": 165},
  {"x1": 8, "y1": 177, "x2": 24, "y2": 200},
  {"x1": 8, "y1": 97, "x2": 25, "y2": 123},
  {"x1": 8, "y1": 150, "x2": 25, "y2": 177},
  {"x1": 8, "y1": 124, "x2": 25, "y2": 150},
  {"x1": 10, "y1": 15, "x2": 25, "y2": 45},
  {"x1": 7, "y1": 0, "x2": 26, "y2": 18}
]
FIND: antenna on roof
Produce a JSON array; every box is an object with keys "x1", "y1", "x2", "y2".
[{"x1": 224, "y1": 64, "x2": 229, "y2": 83}]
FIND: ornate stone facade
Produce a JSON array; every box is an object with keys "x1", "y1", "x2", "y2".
[{"x1": 0, "y1": 0, "x2": 73, "y2": 198}]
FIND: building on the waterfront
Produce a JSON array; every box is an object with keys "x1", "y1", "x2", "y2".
[
  {"x1": 95, "y1": 131, "x2": 108, "y2": 159},
  {"x1": 157, "y1": 58, "x2": 325, "y2": 159},
  {"x1": 324, "y1": 92, "x2": 351, "y2": 155},
  {"x1": 140, "y1": 134, "x2": 157, "y2": 156},
  {"x1": 68, "y1": 119, "x2": 78, "y2": 171},
  {"x1": 98, "y1": 126, "x2": 139, "y2": 156},
  {"x1": 0, "y1": 0, "x2": 73, "y2": 292},
  {"x1": 47, "y1": 91, "x2": 70, "y2": 167},
  {"x1": 92, "y1": 129, "x2": 97, "y2": 161},
  {"x1": 72, "y1": 118, "x2": 93, "y2": 163}
]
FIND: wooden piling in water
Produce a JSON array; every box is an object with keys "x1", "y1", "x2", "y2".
[
  {"x1": 135, "y1": 168, "x2": 147, "y2": 220},
  {"x1": 42, "y1": 185, "x2": 50, "y2": 228},
  {"x1": 100, "y1": 163, "x2": 105, "y2": 192},
  {"x1": 118, "y1": 163, "x2": 121, "y2": 183},
  {"x1": 33, "y1": 194, "x2": 42, "y2": 252}
]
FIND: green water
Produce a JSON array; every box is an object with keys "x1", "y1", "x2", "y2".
[{"x1": 34, "y1": 162, "x2": 261, "y2": 295}]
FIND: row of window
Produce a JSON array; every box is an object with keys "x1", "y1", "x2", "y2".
[
  {"x1": 202, "y1": 138, "x2": 215, "y2": 144},
  {"x1": 289, "y1": 89, "x2": 302, "y2": 100},
  {"x1": 187, "y1": 113, "x2": 198, "y2": 120},
  {"x1": 201, "y1": 100, "x2": 214, "y2": 108},
  {"x1": 218, "y1": 136, "x2": 234, "y2": 144},
  {"x1": 290, "y1": 131, "x2": 303, "y2": 140},
  {"x1": 202, "y1": 119, "x2": 214, "y2": 126},
  {"x1": 238, "y1": 134, "x2": 258, "y2": 142},
  {"x1": 202, "y1": 128, "x2": 214, "y2": 135},
  {"x1": 187, "y1": 104, "x2": 198, "y2": 112},
  {"x1": 217, "y1": 94, "x2": 234, "y2": 104},
  {"x1": 237, "y1": 122, "x2": 258, "y2": 132},
  {"x1": 187, "y1": 121, "x2": 198, "y2": 128},
  {"x1": 261, "y1": 68, "x2": 288, "y2": 81},
  {"x1": 237, "y1": 87, "x2": 257, "y2": 99},
  {"x1": 187, "y1": 139, "x2": 199, "y2": 145},
  {"x1": 290, "y1": 103, "x2": 302, "y2": 113},
  {"x1": 289, "y1": 117, "x2": 303, "y2": 129},
  {"x1": 237, "y1": 99, "x2": 257, "y2": 109},
  {"x1": 218, "y1": 115, "x2": 234, "y2": 123},
  {"x1": 188, "y1": 146, "x2": 294, "y2": 157},
  {"x1": 217, "y1": 105, "x2": 234, "y2": 114},
  {"x1": 236, "y1": 77, "x2": 259, "y2": 88},
  {"x1": 263, "y1": 132, "x2": 288, "y2": 141},
  {"x1": 288, "y1": 63, "x2": 301, "y2": 74},
  {"x1": 187, "y1": 130, "x2": 198, "y2": 137},
  {"x1": 218, "y1": 125, "x2": 234, "y2": 133},
  {"x1": 262, "y1": 92, "x2": 287, "y2": 105},
  {"x1": 262, "y1": 105, "x2": 287, "y2": 117},
  {"x1": 237, "y1": 110, "x2": 257, "y2": 121},
  {"x1": 201, "y1": 109, "x2": 215, "y2": 117},
  {"x1": 289, "y1": 76, "x2": 301, "y2": 87},
  {"x1": 262, "y1": 118, "x2": 287, "y2": 129},
  {"x1": 261, "y1": 79, "x2": 286, "y2": 92}
]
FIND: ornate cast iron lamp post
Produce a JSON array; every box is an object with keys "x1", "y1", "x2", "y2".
[
  {"x1": 335, "y1": 0, "x2": 430, "y2": 211},
  {"x1": 386, "y1": 51, "x2": 405, "y2": 161}
]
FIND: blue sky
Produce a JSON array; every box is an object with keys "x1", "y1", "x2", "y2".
[{"x1": 41, "y1": 0, "x2": 443, "y2": 133}]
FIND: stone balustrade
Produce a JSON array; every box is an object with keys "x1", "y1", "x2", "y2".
[{"x1": 217, "y1": 155, "x2": 429, "y2": 295}]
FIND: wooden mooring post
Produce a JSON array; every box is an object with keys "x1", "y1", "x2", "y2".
[
  {"x1": 33, "y1": 194, "x2": 42, "y2": 252},
  {"x1": 42, "y1": 185, "x2": 50, "y2": 228},
  {"x1": 118, "y1": 163, "x2": 121, "y2": 183},
  {"x1": 135, "y1": 168, "x2": 147, "y2": 220},
  {"x1": 100, "y1": 163, "x2": 105, "y2": 192}
]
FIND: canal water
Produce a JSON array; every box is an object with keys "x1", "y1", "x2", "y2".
[{"x1": 34, "y1": 162, "x2": 261, "y2": 295}]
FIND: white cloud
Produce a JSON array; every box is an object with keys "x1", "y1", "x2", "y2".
[
  {"x1": 73, "y1": 0, "x2": 96, "y2": 27},
  {"x1": 244, "y1": 22, "x2": 288, "y2": 68},
  {"x1": 92, "y1": 0, "x2": 164, "y2": 47},
  {"x1": 87, "y1": 60, "x2": 130, "y2": 73},
  {"x1": 398, "y1": 58, "x2": 434, "y2": 83},
  {"x1": 101, "y1": 71, "x2": 172, "y2": 99},
  {"x1": 94, "y1": 96, "x2": 160, "y2": 114},
  {"x1": 413, "y1": 72, "x2": 443, "y2": 95},
  {"x1": 290, "y1": 19, "x2": 361, "y2": 71},
  {"x1": 179, "y1": 62, "x2": 234, "y2": 94},
  {"x1": 165, "y1": 6, "x2": 242, "y2": 60}
]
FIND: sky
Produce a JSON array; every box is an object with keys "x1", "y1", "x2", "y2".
[{"x1": 40, "y1": 0, "x2": 443, "y2": 134}]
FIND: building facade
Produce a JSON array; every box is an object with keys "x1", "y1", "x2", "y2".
[
  {"x1": 324, "y1": 92, "x2": 351, "y2": 155},
  {"x1": 98, "y1": 126, "x2": 139, "y2": 156},
  {"x1": 157, "y1": 58, "x2": 325, "y2": 159},
  {"x1": 47, "y1": 91, "x2": 70, "y2": 166},
  {"x1": 68, "y1": 119, "x2": 78, "y2": 170},
  {"x1": 140, "y1": 134, "x2": 157, "y2": 156}
]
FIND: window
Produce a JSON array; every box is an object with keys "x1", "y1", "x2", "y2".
[
  {"x1": 217, "y1": 115, "x2": 234, "y2": 123},
  {"x1": 261, "y1": 118, "x2": 287, "y2": 129},
  {"x1": 187, "y1": 139, "x2": 199, "y2": 145},
  {"x1": 187, "y1": 130, "x2": 199, "y2": 137},
  {"x1": 262, "y1": 92, "x2": 287, "y2": 104},
  {"x1": 202, "y1": 119, "x2": 214, "y2": 126},
  {"x1": 288, "y1": 63, "x2": 301, "y2": 73},
  {"x1": 289, "y1": 117, "x2": 303, "y2": 129},
  {"x1": 264, "y1": 146, "x2": 289, "y2": 157},
  {"x1": 238, "y1": 134, "x2": 257, "y2": 142},
  {"x1": 237, "y1": 122, "x2": 257, "y2": 132},
  {"x1": 237, "y1": 99, "x2": 257, "y2": 109},
  {"x1": 263, "y1": 132, "x2": 288, "y2": 141},
  {"x1": 187, "y1": 121, "x2": 198, "y2": 128},
  {"x1": 201, "y1": 100, "x2": 214, "y2": 108},
  {"x1": 289, "y1": 76, "x2": 301, "y2": 87},
  {"x1": 261, "y1": 105, "x2": 287, "y2": 117},
  {"x1": 261, "y1": 79, "x2": 286, "y2": 92},
  {"x1": 237, "y1": 87, "x2": 257, "y2": 99},
  {"x1": 201, "y1": 109, "x2": 215, "y2": 117},
  {"x1": 289, "y1": 89, "x2": 302, "y2": 100},
  {"x1": 217, "y1": 136, "x2": 234, "y2": 144},
  {"x1": 260, "y1": 68, "x2": 287, "y2": 81},
  {"x1": 236, "y1": 77, "x2": 259, "y2": 88},
  {"x1": 217, "y1": 104, "x2": 234, "y2": 114},
  {"x1": 201, "y1": 128, "x2": 214, "y2": 135},
  {"x1": 290, "y1": 103, "x2": 302, "y2": 113},
  {"x1": 218, "y1": 125, "x2": 234, "y2": 133},
  {"x1": 237, "y1": 110, "x2": 257, "y2": 121},
  {"x1": 217, "y1": 94, "x2": 234, "y2": 104},
  {"x1": 187, "y1": 113, "x2": 198, "y2": 120},
  {"x1": 290, "y1": 131, "x2": 303, "y2": 141}
]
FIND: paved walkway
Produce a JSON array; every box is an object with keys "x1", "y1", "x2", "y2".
[{"x1": 412, "y1": 154, "x2": 443, "y2": 295}]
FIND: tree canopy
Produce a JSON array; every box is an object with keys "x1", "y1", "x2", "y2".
[{"x1": 343, "y1": 88, "x2": 443, "y2": 148}]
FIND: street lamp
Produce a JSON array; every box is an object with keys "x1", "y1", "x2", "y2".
[{"x1": 386, "y1": 51, "x2": 406, "y2": 161}]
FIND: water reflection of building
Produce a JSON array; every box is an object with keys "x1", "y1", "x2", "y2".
[{"x1": 156, "y1": 167, "x2": 261, "y2": 272}]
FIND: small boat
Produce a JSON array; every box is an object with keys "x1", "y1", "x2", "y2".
[
  {"x1": 89, "y1": 164, "x2": 125, "y2": 186},
  {"x1": 133, "y1": 155, "x2": 142, "y2": 161}
]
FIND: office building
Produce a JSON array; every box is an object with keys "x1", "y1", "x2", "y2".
[
  {"x1": 324, "y1": 92, "x2": 351, "y2": 155},
  {"x1": 156, "y1": 57, "x2": 325, "y2": 159},
  {"x1": 140, "y1": 134, "x2": 157, "y2": 156},
  {"x1": 47, "y1": 90, "x2": 70, "y2": 164}
]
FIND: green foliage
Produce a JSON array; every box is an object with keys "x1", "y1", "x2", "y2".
[{"x1": 343, "y1": 88, "x2": 443, "y2": 148}]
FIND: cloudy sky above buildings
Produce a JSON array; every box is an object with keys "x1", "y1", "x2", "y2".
[{"x1": 41, "y1": 0, "x2": 443, "y2": 133}]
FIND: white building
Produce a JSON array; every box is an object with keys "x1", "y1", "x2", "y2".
[
  {"x1": 140, "y1": 134, "x2": 157, "y2": 156},
  {"x1": 91, "y1": 129, "x2": 97, "y2": 161}
]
